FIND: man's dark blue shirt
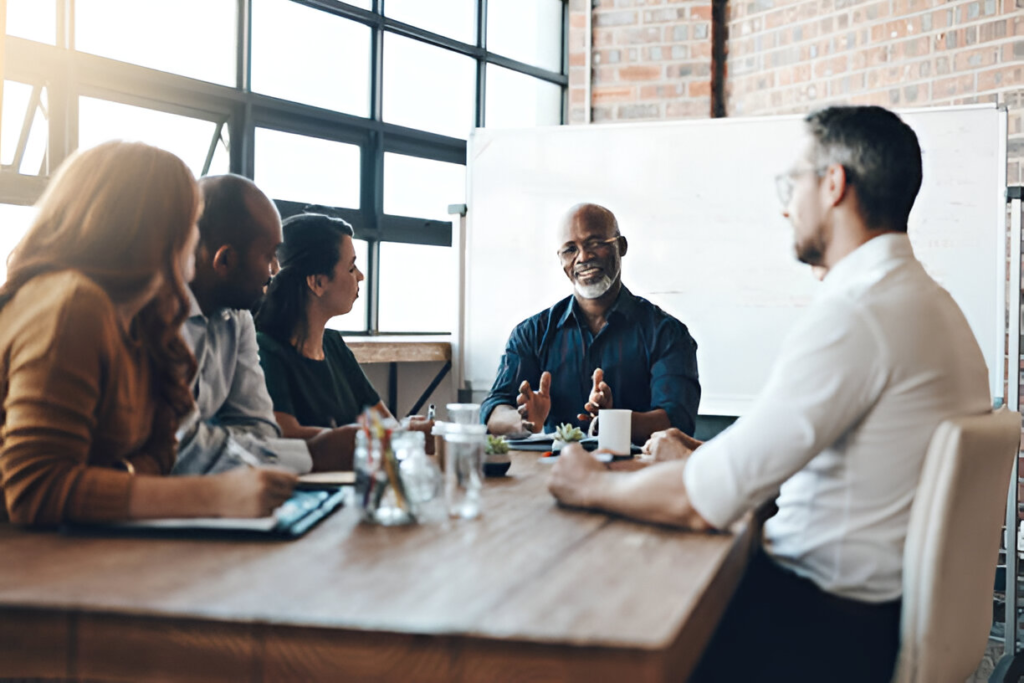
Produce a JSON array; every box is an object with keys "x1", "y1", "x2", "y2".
[{"x1": 481, "y1": 287, "x2": 701, "y2": 438}]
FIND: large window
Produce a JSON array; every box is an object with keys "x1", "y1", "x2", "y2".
[{"x1": 2, "y1": 0, "x2": 567, "y2": 334}]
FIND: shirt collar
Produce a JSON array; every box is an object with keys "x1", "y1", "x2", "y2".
[
  {"x1": 819, "y1": 233, "x2": 914, "y2": 296},
  {"x1": 556, "y1": 285, "x2": 637, "y2": 329},
  {"x1": 187, "y1": 287, "x2": 231, "y2": 322}
]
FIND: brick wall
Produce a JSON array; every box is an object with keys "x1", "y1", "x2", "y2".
[
  {"x1": 568, "y1": 0, "x2": 1024, "y2": 182},
  {"x1": 567, "y1": 0, "x2": 717, "y2": 123},
  {"x1": 727, "y1": 0, "x2": 1024, "y2": 181}
]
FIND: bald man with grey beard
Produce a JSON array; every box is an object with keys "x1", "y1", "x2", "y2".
[{"x1": 481, "y1": 203, "x2": 701, "y2": 443}]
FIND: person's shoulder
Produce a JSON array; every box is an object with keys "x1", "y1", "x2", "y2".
[
  {"x1": 513, "y1": 295, "x2": 572, "y2": 336},
  {"x1": 1, "y1": 270, "x2": 119, "y2": 354},
  {"x1": 30, "y1": 269, "x2": 113, "y2": 307},
  {"x1": 256, "y1": 330, "x2": 291, "y2": 355},
  {"x1": 323, "y1": 329, "x2": 354, "y2": 357},
  {"x1": 18, "y1": 270, "x2": 117, "y2": 326},
  {"x1": 630, "y1": 292, "x2": 694, "y2": 338}
]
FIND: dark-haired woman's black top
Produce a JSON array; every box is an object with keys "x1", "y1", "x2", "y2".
[{"x1": 257, "y1": 330, "x2": 380, "y2": 429}]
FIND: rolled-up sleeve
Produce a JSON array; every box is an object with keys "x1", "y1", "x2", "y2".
[
  {"x1": 649, "y1": 321, "x2": 701, "y2": 436},
  {"x1": 480, "y1": 322, "x2": 541, "y2": 425},
  {"x1": 683, "y1": 299, "x2": 887, "y2": 529}
]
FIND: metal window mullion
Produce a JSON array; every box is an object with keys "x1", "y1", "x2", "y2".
[
  {"x1": 201, "y1": 121, "x2": 226, "y2": 177},
  {"x1": 366, "y1": 7, "x2": 385, "y2": 335},
  {"x1": 367, "y1": 237, "x2": 381, "y2": 334},
  {"x1": 485, "y1": 53, "x2": 568, "y2": 86},
  {"x1": 232, "y1": 102, "x2": 255, "y2": 178},
  {"x1": 11, "y1": 85, "x2": 43, "y2": 173},
  {"x1": 561, "y1": 0, "x2": 569, "y2": 124},
  {"x1": 475, "y1": 0, "x2": 487, "y2": 128},
  {"x1": 237, "y1": 0, "x2": 252, "y2": 92},
  {"x1": 57, "y1": 0, "x2": 72, "y2": 51}
]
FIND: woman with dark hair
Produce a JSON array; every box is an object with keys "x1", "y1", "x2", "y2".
[
  {"x1": 0, "y1": 141, "x2": 297, "y2": 527},
  {"x1": 255, "y1": 214, "x2": 432, "y2": 449}
]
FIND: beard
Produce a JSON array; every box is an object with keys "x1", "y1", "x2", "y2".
[
  {"x1": 795, "y1": 227, "x2": 828, "y2": 266},
  {"x1": 575, "y1": 274, "x2": 615, "y2": 299}
]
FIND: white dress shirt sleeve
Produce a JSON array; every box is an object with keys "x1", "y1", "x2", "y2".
[{"x1": 684, "y1": 295, "x2": 889, "y2": 529}]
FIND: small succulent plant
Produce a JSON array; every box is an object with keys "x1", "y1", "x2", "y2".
[
  {"x1": 486, "y1": 434, "x2": 510, "y2": 455},
  {"x1": 554, "y1": 423, "x2": 584, "y2": 443}
]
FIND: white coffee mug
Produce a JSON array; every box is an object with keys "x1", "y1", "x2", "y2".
[{"x1": 597, "y1": 409, "x2": 632, "y2": 456}]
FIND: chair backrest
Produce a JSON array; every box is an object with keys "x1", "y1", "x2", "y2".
[{"x1": 894, "y1": 408, "x2": 1021, "y2": 683}]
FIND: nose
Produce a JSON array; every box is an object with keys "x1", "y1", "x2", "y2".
[{"x1": 356, "y1": 266, "x2": 365, "y2": 282}]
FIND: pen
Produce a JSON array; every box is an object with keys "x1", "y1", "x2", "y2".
[{"x1": 427, "y1": 404, "x2": 436, "y2": 421}]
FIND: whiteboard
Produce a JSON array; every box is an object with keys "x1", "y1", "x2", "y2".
[{"x1": 464, "y1": 106, "x2": 1008, "y2": 416}]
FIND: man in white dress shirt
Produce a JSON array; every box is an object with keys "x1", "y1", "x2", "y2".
[{"x1": 548, "y1": 105, "x2": 991, "y2": 682}]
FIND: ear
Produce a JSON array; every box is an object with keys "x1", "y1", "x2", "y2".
[
  {"x1": 823, "y1": 163, "x2": 849, "y2": 208},
  {"x1": 212, "y1": 244, "x2": 235, "y2": 275},
  {"x1": 618, "y1": 236, "x2": 628, "y2": 258},
  {"x1": 306, "y1": 273, "x2": 325, "y2": 297}
]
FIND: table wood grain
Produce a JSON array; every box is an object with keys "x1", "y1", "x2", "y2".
[
  {"x1": 0, "y1": 451, "x2": 758, "y2": 682},
  {"x1": 347, "y1": 340, "x2": 451, "y2": 364}
]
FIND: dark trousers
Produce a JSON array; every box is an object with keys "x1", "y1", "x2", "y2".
[{"x1": 690, "y1": 549, "x2": 902, "y2": 683}]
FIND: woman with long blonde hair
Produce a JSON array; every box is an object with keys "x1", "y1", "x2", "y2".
[{"x1": 0, "y1": 141, "x2": 296, "y2": 526}]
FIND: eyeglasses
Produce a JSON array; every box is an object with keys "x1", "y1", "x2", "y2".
[
  {"x1": 556, "y1": 235, "x2": 622, "y2": 263},
  {"x1": 774, "y1": 166, "x2": 828, "y2": 206}
]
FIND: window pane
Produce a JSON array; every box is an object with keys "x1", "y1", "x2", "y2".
[
  {"x1": 379, "y1": 242, "x2": 454, "y2": 333},
  {"x1": 0, "y1": 204, "x2": 37, "y2": 284},
  {"x1": 326, "y1": 239, "x2": 369, "y2": 333},
  {"x1": 6, "y1": 0, "x2": 55, "y2": 45},
  {"x1": 384, "y1": 153, "x2": 465, "y2": 222},
  {"x1": 385, "y1": 0, "x2": 476, "y2": 44},
  {"x1": 487, "y1": 0, "x2": 563, "y2": 72},
  {"x1": 78, "y1": 98, "x2": 221, "y2": 177},
  {"x1": 76, "y1": 0, "x2": 236, "y2": 86},
  {"x1": 485, "y1": 65, "x2": 562, "y2": 129},
  {"x1": 2, "y1": 81, "x2": 49, "y2": 175},
  {"x1": 252, "y1": 0, "x2": 371, "y2": 117},
  {"x1": 254, "y1": 128, "x2": 361, "y2": 209},
  {"x1": 383, "y1": 34, "x2": 475, "y2": 139}
]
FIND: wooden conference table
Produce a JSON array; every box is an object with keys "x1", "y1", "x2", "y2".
[{"x1": 0, "y1": 451, "x2": 760, "y2": 683}]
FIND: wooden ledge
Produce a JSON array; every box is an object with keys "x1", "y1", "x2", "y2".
[{"x1": 347, "y1": 340, "x2": 452, "y2": 364}]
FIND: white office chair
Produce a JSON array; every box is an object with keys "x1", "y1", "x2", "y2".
[{"x1": 893, "y1": 408, "x2": 1022, "y2": 683}]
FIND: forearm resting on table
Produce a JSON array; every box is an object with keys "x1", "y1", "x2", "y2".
[
  {"x1": 487, "y1": 405, "x2": 529, "y2": 435},
  {"x1": 590, "y1": 459, "x2": 712, "y2": 530},
  {"x1": 127, "y1": 475, "x2": 221, "y2": 519},
  {"x1": 630, "y1": 409, "x2": 672, "y2": 443},
  {"x1": 275, "y1": 411, "x2": 357, "y2": 472}
]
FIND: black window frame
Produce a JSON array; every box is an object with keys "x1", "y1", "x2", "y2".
[{"x1": 0, "y1": 0, "x2": 569, "y2": 334}]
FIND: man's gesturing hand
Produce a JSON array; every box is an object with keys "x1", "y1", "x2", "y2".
[{"x1": 517, "y1": 371, "x2": 552, "y2": 433}]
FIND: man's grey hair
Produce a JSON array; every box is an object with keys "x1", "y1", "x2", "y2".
[{"x1": 804, "y1": 106, "x2": 923, "y2": 231}]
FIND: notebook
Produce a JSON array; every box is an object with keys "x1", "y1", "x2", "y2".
[
  {"x1": 64, "y1": 485, "x2": 347, "y2": 540},
  {"x1": 504, "y1": 435, "x2": 642, "y2": 455}
]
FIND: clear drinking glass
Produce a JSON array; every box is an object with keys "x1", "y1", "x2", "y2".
[
  {"x1": 396, "y1": 431, "x2": 441, "y2": 506},
  {"x1": 446, "y1": 403, "x2": 480, "y2": 426},
  {"x1": 444, "y1": 424, "x2": 486, "y2": 519}
]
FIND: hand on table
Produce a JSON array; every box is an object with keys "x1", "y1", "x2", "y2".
[
  {"x1": 548, "y1": 443, "x2": 609, "y2": 509},
  {"x1": 578, "y1": 368, "x2": 613, "y2": 423},
  {"x1": 642, "y1": 428, "x2": 704, "y2": 462},
  {"x1": 211, "y1": 466, "x2": 298, "y2": 518},
  {"x1": 517, "y1": 371, "x2": 552, "y2": 433}
]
